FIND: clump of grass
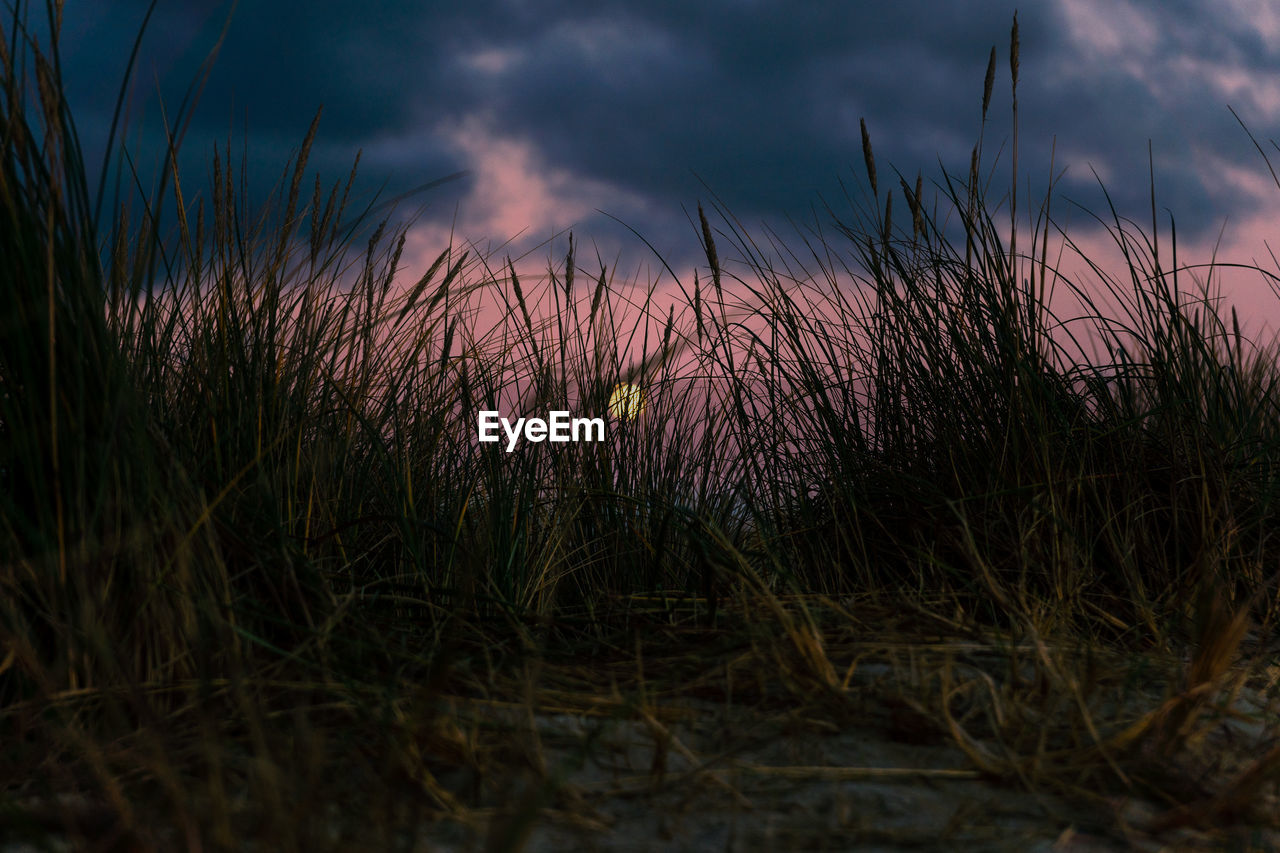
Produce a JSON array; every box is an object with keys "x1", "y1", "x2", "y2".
[
  {"x1": 713, "y1": 47, "x2": 1280, "y2": 651},
  {"x1": 3, "y1": 3, "x2": 1280, "y2": 849}
]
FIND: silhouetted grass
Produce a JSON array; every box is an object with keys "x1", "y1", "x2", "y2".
[{"x1": 2, "y1": 5, "x2": 1278, "y2": 849}]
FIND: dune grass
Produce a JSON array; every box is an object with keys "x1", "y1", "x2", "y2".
[{"x1": 2, "y1": 4, "x2": 1279, "y2": 849}]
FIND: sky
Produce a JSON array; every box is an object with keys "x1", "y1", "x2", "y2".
[{"x1": 26, "y1": 0, "x2": 1280, "y2": 344}]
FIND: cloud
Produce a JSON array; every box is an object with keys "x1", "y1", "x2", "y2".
[
  {"x1": 429, "y1": 112, "x2": 653, "y2": 250},
  {"x1": 34, "y1": 0, "x2": 1280, "y2": 341}
]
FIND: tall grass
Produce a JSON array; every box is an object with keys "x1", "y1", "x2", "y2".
[{"x1": 3, "y1": 3, "x2": 1279, "y2": 848}]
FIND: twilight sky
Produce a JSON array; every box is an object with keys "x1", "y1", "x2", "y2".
[{"x1": 34, "y1": 0, "x2": 1280, "y2": 336}]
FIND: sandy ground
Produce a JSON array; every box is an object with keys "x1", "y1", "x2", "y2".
[
  {"x1": 5, "y1": 637, "x2": 1279, "y2": 851},
  {"x1": 409, "y1": 650, "x2": 1280, "y2": 852}
]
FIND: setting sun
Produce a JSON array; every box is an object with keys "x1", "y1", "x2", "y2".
[{"x1": 608, "y1": 383, "x2": 646, "y2": 420}]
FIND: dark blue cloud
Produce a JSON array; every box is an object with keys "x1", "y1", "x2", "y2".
[{"x1": 31, "y1": 0, "x2": 1280, "y2": 270}]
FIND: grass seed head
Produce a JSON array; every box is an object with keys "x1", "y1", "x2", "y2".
[{"x1": 860, "y1": 117, "x2": 878, "y2": 197}]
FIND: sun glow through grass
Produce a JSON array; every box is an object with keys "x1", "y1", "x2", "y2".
[{"x1": 607, "y1": 382, "x2": 646, "y2": 420}]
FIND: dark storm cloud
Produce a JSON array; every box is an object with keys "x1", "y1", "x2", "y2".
[
  {"x1": 51, "y1": 2, "x2": 465, "y2": 197},
  {"x1": 1011, "y1": 1, "x2": 1280, "y2": 240},
  {"x1": 423, "y1": 1, "x2": 1042, "y2": 219},
  {"x1": 36, "y1": 0, "x2": 1280, "y2": 263}
]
